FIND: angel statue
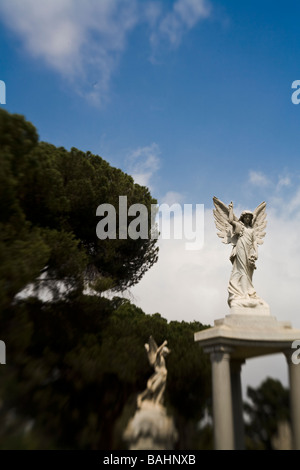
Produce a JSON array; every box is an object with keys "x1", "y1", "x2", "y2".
[
  {"x1": 137, "y1": 336, "x2": 170, "y2": 409},
  {"x1": 213, "y1": 197, "x2": 269, "y2": 312}
]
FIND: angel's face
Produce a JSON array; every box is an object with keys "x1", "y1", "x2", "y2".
[{"x1": 242, "y1": 214, "x2": 253, "y2": 226}]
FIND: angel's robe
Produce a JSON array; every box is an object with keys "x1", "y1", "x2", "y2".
[{"x1": 228, "y1": 224, "x2": 259, "y2": 307}]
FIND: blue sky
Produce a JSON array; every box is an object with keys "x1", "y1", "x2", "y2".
[
  {"x1": 2, "y1": 0, "x2": 300, "y2": 395},
  {"x1": 1, "y1": 0, "x2": 300, "y2": 208}
]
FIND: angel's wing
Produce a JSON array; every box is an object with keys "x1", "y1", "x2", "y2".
[
  {"x1": 213, "y1": 197, "x2": 238, "y2": 245},
  {"x1": 252, "y1": 202, "x2": 267, "y2": 245},
  {"x1": 145, "y1": 336, "x2": 158, "y2": 367}
]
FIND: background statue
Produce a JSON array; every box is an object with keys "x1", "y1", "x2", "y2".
[
  {"x1": 123, "y1": 336, "x2": 177, "y2": 450},
  {"x1": 137, "y1": 336, "x2": 170, "y2": 408},
  {"x1": 213, "y1": 197, "x2": 269, "y2": 311}
]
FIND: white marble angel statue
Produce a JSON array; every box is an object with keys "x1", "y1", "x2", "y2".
[
  {"x1": 137, "y1": 336, "x2": 170, "y2": 408},
  {"x1": 213, "y1": 197, "x2": 269, "y2": 312}
]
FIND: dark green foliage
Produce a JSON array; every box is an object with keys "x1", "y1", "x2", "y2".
[
  {"x1": 0, "y1": 297, "x2": 211, "y2": 449},
  {"x1": 0, "y1": 110, "x2": 50, "y2": 310},
  {"x1": 0, "y1": 108, "x2": 158, "y2": 304},
  {"x1": 244, "y1": 377, "x2": 290, "y2": 450}
]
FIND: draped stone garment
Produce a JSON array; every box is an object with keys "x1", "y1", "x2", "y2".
[{"x1": 228, "y1": 223, "x2": 267, "y2": 308}]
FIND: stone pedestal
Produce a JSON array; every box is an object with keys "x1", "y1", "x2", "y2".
[
  {"x1": 194, "y1": 314, "x2": 300, "y2": 450},
  {"x1": 123, "y1": 400, "x2": 178, "y2": 450}
]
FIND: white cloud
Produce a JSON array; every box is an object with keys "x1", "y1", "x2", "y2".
[
  {"x1": 287, "y1": 188, "x2": 300, "y2": 215},
  {"x1": 277, "y1": 175, "x2": 291, "y2": 190},
  {"x1": 129, "y1": 208, "x2": 229, "y2": 325},
  {"x1": 0, "y1": 0, "x2": 212, "y2": 102},
  {"x1": 174, "y1": 0, "x2": 210, "y2": 26},
  {"x1": 0, "y1": 0, "x2": 138, "y2": 105},
  {"x1": 143, "y1": 1, "x2": 162, "y2": 27},
  {"x1": 126, "y1": 143, "x2": 161, "y2": 189},
  {"x1": 249, "y1": 170, "x2": 270, "y2": 187},
  {"x1": 151, "y1": 0, "x2": 211, "y2": 47},
  {"x1": 249, "y1": 171, "x2": 293, "y2": 194},
  {"x1": 161, "y1": 191, "x2": 184, "y2": 205}
]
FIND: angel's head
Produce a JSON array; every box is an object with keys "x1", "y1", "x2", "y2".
[{"x1": 239, "y1": 210, "x2": 253, "y2": 227}]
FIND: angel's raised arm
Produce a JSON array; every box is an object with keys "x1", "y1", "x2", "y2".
[
  {"x1": 144, "y1": 336, "x2": 157, "y2": 366},
  {"x1": 228, "y1": 201, "x2": 236, "y2": 227},
  {"x1": 156, "y1": 340, "x2": 168, "y2": 356}
]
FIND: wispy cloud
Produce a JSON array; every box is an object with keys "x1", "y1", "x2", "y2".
[
  {"x1": 150, "y1": 0, "x2": 211, "y2": 48},
  {"x1": 0, "y1": 0, "x2": 138, "y2": 105},
  {"x1": 143, "y1": 1, "x2": 163, "y2": 27},
  {"x1": 0, "y1": 0, "x2": 212, "y2": 104},
  {"x1": 126, "y1": 142, "x2": 161, "y2": 189},
  {"x1": 249, "y1": 170, "x2": 270, "y2": 187},
  {"x1": 286, "y1": 188, "x2": 300, "y2": 215},
  {"x1": 161, "y1": 191, "x2": 184, "y2": 205},
  {"x1": 277, "y1": 175, "x2": 291, "y2": 190}
]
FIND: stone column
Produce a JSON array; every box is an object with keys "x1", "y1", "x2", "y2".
[
  {"x1": 230, "y1": 359, "x2": 245, "y2": 450},
  {"x1": 285, "y1": 350, "x2": 300, "y2": 450},
  {"x1": 207, "y1": 346, "x2": 234, "y2": 450}
]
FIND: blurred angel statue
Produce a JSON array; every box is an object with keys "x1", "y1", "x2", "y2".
[
  {"x1": 213, "y1": 197, "x2": 269, "y2": 310},
  {"x1": 137, "y1": 336, "x2": 170, "y2": 408}
]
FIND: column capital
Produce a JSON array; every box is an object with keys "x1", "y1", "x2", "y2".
[{"x1": 205, "y1": 345, "x2": 234, "y2": 363}]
